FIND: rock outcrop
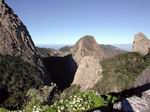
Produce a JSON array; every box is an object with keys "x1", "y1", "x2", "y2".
[
  {"x1": 71, "y1": 35, "x2": 126, "y2": 89},
  {"x1": 71, "y1": 35, "x2": 106, "y2": 65},
  {"x1": 113, "y1": 90, "x2": 150, "y2": 112},
  {"x1": 72, "y1": 56, "x2": 103, "y2": 90},
  {"x1": 134, "y1": 66, "x2": 150, "y2": 88},
  {"x1": 133, "y1": 32, "x2": 150, "y2": 55},
  {"x1": 0, "y1": 1, "x2": 43, "y2": 68}
]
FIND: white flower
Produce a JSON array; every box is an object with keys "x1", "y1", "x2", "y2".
[
  {"x1": 60, "y1": 106, "x2": 65, "y2": 110},
  {"x1": 58, "y1": 109, "x2": 61, "y2": 112}
]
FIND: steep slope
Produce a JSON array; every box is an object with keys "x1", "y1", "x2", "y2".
[
  {"x1": 43, "y1": 54, "x2": 77, "y2": 90},
  {"x1": 93, "y1": 52, "x2": 150, "y2": 94},
  {"x1": 0, "y1": 54, "x2": 43, "y2": 109},
  {"x1": 0, "y1": 1, "x2": 48, "y2": 109},
  {"x1": 134, "y1": 66, "x2": 150, "y2": 88},
  {"x1": 133, "y1": 32, "x2": 150, "y2": 55},
  {"x1": 72, "y1": 56, "x2": 103, "y2": 90},
  {"x1": 0, "y1": 1, "x2": 43, "y2": 68}
]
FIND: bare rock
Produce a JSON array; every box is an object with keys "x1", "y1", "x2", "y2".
[
  {"x1": 134, "y1": 66, "x2": 150, "y2": 87},
  {"x1": 113, "y1": 96, "x2": 150, "y2": 112},
  {"x1": 142, "y1": 90, "x2": 150, "y2": 108},
  {"x1": 71, "y1": 35, "x2": 106, "y2": 65},
  {"x1": 133, "y1": 32, "x2": 150, "y2": 55},
  {"x1": 72, "y1": 56, "x2": 103, "y2": 90},
  {"x1": 0, "y1": 1, "x2": 46, "y2": 75}
]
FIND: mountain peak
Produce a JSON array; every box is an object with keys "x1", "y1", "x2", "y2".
[
  {"x1": 134, "y1": 32, "x2": 148, "y2": 40},
  {"x1": 79, "y1": 35, "x2": 95, "y2": 41},
  {"x1": 133, "y1": 33, "x2": 150, "y2": 55},
  {"x1": 71, "y1": 35, "x2": 105, "y2": 64},
  {"x1": 0, "y1": 1, "x2": 47, "y2": 77}
]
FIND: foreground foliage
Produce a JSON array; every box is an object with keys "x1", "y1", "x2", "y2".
[
  {"x1": 0, "y1": 86, "x2": 117, "y2": 112},
  {"x1": 46, "y1": 86, "x2": 117, "y2": 112}
]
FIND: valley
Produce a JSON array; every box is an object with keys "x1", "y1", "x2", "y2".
[{"x1": 0, "y1": 0, "x2": 150, "y2": 112}]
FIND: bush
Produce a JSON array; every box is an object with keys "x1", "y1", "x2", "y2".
[
  {"x1": 59, "y1": 85, "x2": 80, "y2": 100},
  {"x1": 93, "y1": 52, "x2": 150, "y2": 94},
  {"x1": 0, "y1": 54, "x2": 43, "y2": 109},
  {"x1": 46, "y1": 90, "x2": 107, "y2": 112},
  {"x1": 0, "y1": 108, "x2": 8, "y2": 112},
  {"x1": 24, "y1": 98, "x2": 48, "y2": 112}
]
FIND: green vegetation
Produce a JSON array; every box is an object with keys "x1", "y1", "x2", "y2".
[
  {"x1": 0, "y1": 85, "x2": 117, "y2": 112},
  {"x1": 1, "y1": 52, "x2": 149, "y2": 111},
  {"x1": 0, "y1": 108, "x2": 8, "y2": 112},
  {"x1": 0, "y1": 54, "x2": 43, "y2": 109},
  {"x1": 94, "y1": 52, "x2": 150, "y2": 94},
  {"x1": 47, "y1": 91, "x2": 105, "y2": 112},
  {"x1": 46, "y1": 86, "x2": 117, "y2": 112}
]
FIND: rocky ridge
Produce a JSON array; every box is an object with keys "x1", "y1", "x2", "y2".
[{"x1": 0, "y1": 1, "x2": 44, "y2": 71}]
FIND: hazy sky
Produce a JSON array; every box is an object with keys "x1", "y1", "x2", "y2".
[{"x1": 6, "y1": 0, "x2": 150, "y2": 45}]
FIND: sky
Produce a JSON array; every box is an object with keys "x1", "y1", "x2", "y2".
[{"x1": 5, "y1": 0, "x2": 150, "y2": 45}]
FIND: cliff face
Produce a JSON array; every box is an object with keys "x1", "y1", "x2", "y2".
[
  {"x1": 134, "y1": 66, "x2": 150, "y2": 88},
  {"x1": 0, "y1": 1, "x2": 42, "y2": 67},
  {"x1": 72, "y1": 56, "x2": 103, "y2": 90},
  {"x1": 133, "y1": 32, "x2": 150, "y2": 55},
  {"x1": 0, "y1": 1, "x2": 47, "y2": 108},
  {"x1": 71, "y1": 36, "x2": 106, "y2": 65},
  {"x1": 43, "y1": 54, "x2": 77, "y2": 90}
]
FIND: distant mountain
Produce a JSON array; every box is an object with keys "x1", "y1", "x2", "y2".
[
  {"x1": 59, "y1": 36, "x2": 126, "y2": 64},
  {"x1": 101, "y1": 44, "x2": 126, "y2": 57},
  {"x1": 36, "y1": 44, "x2": 69, "y2": 50},
  {"x1": 113, "y1": 44, "x2": 132, "y2": 51}
]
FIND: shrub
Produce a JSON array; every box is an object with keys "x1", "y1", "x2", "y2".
[
  {"x1": 0, "y1": 108, "x2": 8, "y2": 112},
  {"x1": 59, "y1": 85, "x2": 80, "y2": 100},
  {"x1": 46, "y1": 90, "x2": 106, "y2": 112},
  {"x1": 24, "y1": 98, "x2": 48, "y2": 112},
  {"x1": 93, "y1": 52, "x2": 150, "y2": 94},
  {"x1": 0, "y1": 54, "x2": 43, "y2": 109}
]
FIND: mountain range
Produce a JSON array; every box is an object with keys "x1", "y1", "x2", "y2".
[{"x1": 0, "y1": 0, "x2": 150, "y2": 112}]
